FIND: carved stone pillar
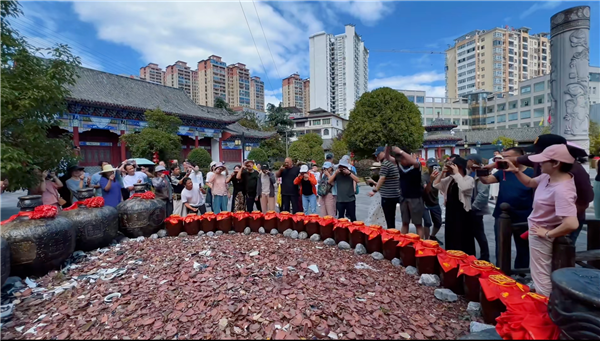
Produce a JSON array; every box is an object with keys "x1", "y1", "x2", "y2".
[{"x1": 550, "y1": 6, "x2": 591, "y2": 153}]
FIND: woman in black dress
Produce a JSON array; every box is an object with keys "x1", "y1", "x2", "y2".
[
  {"x1": 433, "y1": 157, "x2": 476, "y2": 255},
  {"x1": 227, "y1": 165, "x2": 246, "y2": 212}
]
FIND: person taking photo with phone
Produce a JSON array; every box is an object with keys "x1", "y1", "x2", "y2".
[
  {"x1": 29, "y1": 169, "x2": 64, "y2": 208},
  {"x1": 258, "y1": 164, "x2": 277, "y2": 213},
  {"x1": 237, "y1": 160, "x2": 261, "y2": 212},
  {"x1": 329, "y1": 158, "x2": 360, "y2": 221},
  {"x1": 466, "y1": 154, "x2": 491, "y2": 262},
  {"x1": 276, "y1": 158, "x2": 301, "y2": 213},
  {"x1": 227, "y1": 165, "x2": 246, "y2": 212},
  {"x1": 422, "y1": 159, "x2": 442, "y2": 243},
  {"x1": 294, "y1": 165, "x2": 318, "y2": 215},
  {"x1": 369, "y1": 146, "x2": 401, "y2": 230}
]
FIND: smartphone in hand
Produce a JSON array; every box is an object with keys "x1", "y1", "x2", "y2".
[
  {"x1": 496, "y1": 160, "x2": 509, "y2": 170},
  {"x1": 476, "y1": 169, "x2": 490, "y2": 177}
]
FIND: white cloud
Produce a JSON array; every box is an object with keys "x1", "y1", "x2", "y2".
[
  {"x1": 69, "y1": 0, "x2": 392, "y2": 88},
  {"x1": 264, "y1": 88, "x2": 282, "y2": 106},
  {"x1": 369, "y1": 71, "x2": 446, "y2": 98},
  {"x1": 520, "y1": 1, "x2": 562, "y2": 19},
  {"x1": 328, "y1": 1, "x2": 394, "y2": 26}
]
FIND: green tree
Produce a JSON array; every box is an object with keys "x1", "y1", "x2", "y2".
[
  {"x1": 297, "y1": 133, "x2": 322, "y2": 149},
  {"x1": 214, "y1": 97, "x2": 234, "y2": 114},
  {"x1": 345, "y1": 87, "x2": 424, "y2": 158},
  {"x1": 238, "y1": 111, "x2": 262, "y2": 131},
  {"x1": 187, "y1": 148, "x2": 213, "y2": 173},
  {"x1": 1, "y1": 0, "x2": 81, "y2": 191},
  {"x1": 288, "y1": 141, "x2": 311, "y2": 163},
  {"x1": 247, "y1": 147, "x2": 269, "y2": 164},
  {"x1": 265, "y1": 103, "x2": 293, "y2": 136},
  {"x1": 120, "y1": 108, "x2": 182, "y2": 161},
  {"x1": 492, "y1": 136, "x2": 516, "y2": 149},
  {"x1": 590, "y1": 121, "x2": 600, "y2": 156},
  {"x1": 259, "y1": 135, "x2": 286, "y2": 160},
  {"x1": 330, "y1": 138, "x2": 349, "y2": 160},
  {"x1": 310, "y1": 146, "x2": 325, "y2": 165}
]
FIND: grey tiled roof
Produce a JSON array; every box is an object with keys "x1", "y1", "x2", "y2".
[
  {"x1": 460, "y1": 127, "x2": 545, "y2": 144},
  {"x1": 424, "y1": 134, "x2": 462, "y2": 142},
  {"x1": 225, "y1": 122, "x2": 277, "y2": 139},
  {"x1": 66, "y1": 67, "x2": 242, "y2": 123}
]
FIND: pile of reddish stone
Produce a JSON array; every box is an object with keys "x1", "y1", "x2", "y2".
[{"x1": 1, "y1": 234, "x2": 474, "y2": 340}]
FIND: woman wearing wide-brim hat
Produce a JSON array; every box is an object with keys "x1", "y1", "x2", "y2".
[{"x1": 99, "y1": 164, "x2": 123, "y2": 208}]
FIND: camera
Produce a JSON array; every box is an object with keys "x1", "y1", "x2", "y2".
[
  {"x1": 496, "y1": 160, "x2": 509, "y2": 170},
  {"x1": 433, "y1": 165, "x2": 440, "y2": 172},
  {"x1": 476, "y1": 169, "x2": 490, "y2": 177}
]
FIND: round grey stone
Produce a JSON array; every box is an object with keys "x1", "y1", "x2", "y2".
[
  {"x1": 419, "y1": 274, "x2": 441, "y2": 287},
  {"x1": 405, "y1": 266, "x2": 418, "y2": 276},
  {"x1": 206, "y1": 231, "x2": 215, "y2": 237},
  {"x1": 290, "y1": 230, "x2": 299, "y2": 239},
  {"x1": 258, "y1": 227, "x2": 266, "y2": 234},
  {"x1": 244, "y1": 227, "x2": 251, "y2": 235},
  {"x1": 157, "y1": 229, "x2": 167, "y2": 238},
  {"x1": 371, "y1": 252, "x2": 384, "y2": 260},
  {"x1": 338, "y1": 241, "x2": 351, "y2": 250},
  {"x1": 323, "y1": 238, "x2": 336, "y2": 246},
  {"x1": 270, "y1": 229, "x2": 279, "y2": 235},
  {"x1": 229, "y1": 230, "x2": 237, "y2": 235},
  {"x1": 150, "y1": 234, "x2": 159, "y2": 240},
  {"x1": 434, "y1": 288, "x2": 458, "y2": 302},
  {"x1": 283, "y1": 229, "x2": 293, "y2": 237},
  {"x1": 469, "y1": 321, "x2": 495, "y2": 333},
  {"x1": 215, "y1": 231, "x2": 224, "y2": 236},
  {"x1": 391, "y1": 258, "x2": 401, "y2": 267},
  {"x1": 298, "y1": 231, "x2": 308, "y2": 240},
  {"x1": 467, "y1": 302, "x2": 482, "y2": 318},
  {"x1": 354, "y1": 243, "x2": 367, "y2": 255},
  {"x1": 198, "y1": 231, "x2": 205, "y2": 236},
  {"x1": 178, "y1": 232, "x2": 188, "y2": 237},
  {"x1": 310, "y1": 234, "x2": 321, "y2": 242}
]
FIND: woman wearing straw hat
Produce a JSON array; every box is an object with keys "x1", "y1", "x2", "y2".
[{"x1": 99, "y1": 164, "x2": 123, "y2": 208}]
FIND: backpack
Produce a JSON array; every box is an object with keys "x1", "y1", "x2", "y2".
[{"x1": 317, "y1": 176, "x2": 332, "y2": 196}]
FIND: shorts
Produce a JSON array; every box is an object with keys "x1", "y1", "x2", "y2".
[{"x1": 400, "y1": 197, "x2": 424, "y2": 225}]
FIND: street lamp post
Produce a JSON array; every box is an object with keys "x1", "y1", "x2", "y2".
[{"x1": 285, "y1": 130, "x2": 289, "y2": 158}]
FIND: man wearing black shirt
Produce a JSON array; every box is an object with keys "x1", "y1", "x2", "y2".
[
  {"x1": 170, "y1": 166, "x2": 188, "y2": 216},
  {"x1": 276, "y1": 157, "x2": 300, "y2": 213},
  {"x1": 237, "y1": 160, "x2": 261, "y2": 212},
  {"x1": 422, "y1": 158, "x2": 443, "y2": 243},
  {"x1": 393, "y1": 147, "x2": 425, "y2": 237}
]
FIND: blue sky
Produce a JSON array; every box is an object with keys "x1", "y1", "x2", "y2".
[{"x1": 12, "y1": 1, "x2": 600, "y2": 105}]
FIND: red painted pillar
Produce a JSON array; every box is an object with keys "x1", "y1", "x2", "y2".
[
  {"x1": 437, "y1": 147, "x2": 442, "y2": 159},
  {"x1": 195, "y1": 135, "x2": 199, "y2": 148},
  {"x1": 73, "y1": 126, "x2": 80, "y2": 147},
  {"x1": 120, "y1": 130, "x2": 127, "y2": 161}
]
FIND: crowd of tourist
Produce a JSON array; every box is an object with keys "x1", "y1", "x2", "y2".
[{"x1": 19, "y1": 133, "x2": 599, "y2": 297}]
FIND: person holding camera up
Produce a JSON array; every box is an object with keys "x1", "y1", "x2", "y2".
[
  {"x1": 433, "y1": 157, "x2": 476, "y2": 255},
  {"x1": 29, "y1": 169, "x2": 64, "y2": 208},
  {"x1": 65, "y1": 165, "x2": 90, "y2": 203},
  {"x1": 228, "y1": 165, "x2": 246, "y2": 212},
  {"x1": 276, "y1": 158, "x2": 301, "y2": 214},
  {"x1": 369, "y1": 146, "x2": 401, "y2": 230},
  {"x1": 294, "y1": 164, "x2": 318, "y2": 215},
  {"x1": 258, "y1": 164, "x2": 277, "y2": 213},
  {"x1": 422, "y1": 159, "x2": 442, "y2": 243},
  {"x1": 329, "y1": 158, "x2": 360, "y2": 221},
  {"x1": 237, "y1": 160, "x2": 261, "y2": 212},
  {"x1": 466, "y1": 154, "x2": 491, "y2": 262}
]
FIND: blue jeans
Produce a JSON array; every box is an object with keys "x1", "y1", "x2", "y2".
[
  {"x1": 212, "y1": 195, "x2": 228, "y2": 214},
  {"x1": 594, "y1": 180, "x2": 600, "y2": 219},
  {"x1": 302, "y1": 194, "x2": 317, "y2": 215}
]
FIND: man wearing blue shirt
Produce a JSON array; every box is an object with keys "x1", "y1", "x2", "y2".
[{"x1": 480, "y1": 147, "x2": 534, "y2": 269}]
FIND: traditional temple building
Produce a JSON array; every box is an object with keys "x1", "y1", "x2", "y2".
[
  {"x1": 52, "y1": 67, "x2": 273, "y2": 166},
  {"x1": 422, "y1": 117, "x2": 463, "y2": 159}
]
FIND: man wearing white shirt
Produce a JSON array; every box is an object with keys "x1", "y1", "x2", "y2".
[
  {"x1": 186, "y1": 163, "x2": 204, "y2": 187},
  {"x1": 181, "y1": 177, "x2": 206, "y2": 216},
  {"x1": 122, "y1": 164, "x2": 148, "y2": 195}
]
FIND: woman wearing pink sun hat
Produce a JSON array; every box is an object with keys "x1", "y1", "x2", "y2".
[{"x1": 500, "y1": 144, "x2": 579, "y2": 297}]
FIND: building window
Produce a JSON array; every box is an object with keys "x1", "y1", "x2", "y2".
[
  {"x1": 323, "y1": 128, "x2": 330, "y2": 136},
  {"x1": 509, "y1": 101, "x2": 518, "y2": 109},
  {"x1": 322, "y1": 119, "x2": 331, "y2": 125},
  {"x1": 520, "y1": 110, "x2": 531, "y2": 119},
  {"x1": 425, "y1": 108, "x2": 433, "y2": 116},
  {"x1": 486, "y1": 116, "x2": 495, "y2": 124},
  {"x1": 296, "y1": 122, "x2": 305, "y2": 128},
  {"x1": 534, "y1": 81, "x2": 545, "y2": 92},
  {"x1": 521, "y1": 85, "x2": 531, "y2": 94},
  {"x1": 443, "y1": 108, "x2": 451, "y2": 117},
  {"x1": 508, "y1": 124, "x2": 519, "y2": 129},
  {"x1": 487, "y1": 106, "x2": 494, "y2": 113},
  {"x1": 453, "y1": 108, "x2": 460, "y2": 116},
  {"x1": 312, "y1": 120, "x2": 321, "y2": 126},
  {"x1": 520, "y1": 98, "x2": 530, "y2": 107},
  {"x1": 534, "y1": 108, "x2": 544, "y2": 118},
  {"x1": 462, "y1": 119, "x2": 470, "y2": 126},
  {"x1": 534, "y1": 94, "x2": 545, "y2": 105},
  {"x1": 497, "y1": 114, "x2": 506, "y2": 123},
  {"x1": 497, "y1": 103, "x2": 506, "y2": 111},
  {"x1": 418, "y1": 107, "x2": 424, "y2": 115},
  {"x1": 461, "y1": 108, "x2": 469, "y2": 116},
  {"x1": 508, "y1": 112, "x2": 518, "y2": 121},
  {"x1": 407, "y1": 96, "x2": 415, "y2": 102},
  {"x1": 426, "y1": 118, "x2": 433, "y2": 125},
  {"x1": 416, "y1": 96, "x2": 425, "y2": 103}
]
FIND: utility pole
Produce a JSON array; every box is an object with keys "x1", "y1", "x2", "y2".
[{"x1": 285, "y1": 130, "x2": 289, "y2": 158}]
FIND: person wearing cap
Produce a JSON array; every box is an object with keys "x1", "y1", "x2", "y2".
[
  {"x1": 237, "y1": 159, "x2": 262, "y2": 212},
  {"x1": 294, "y1": 165, "x2": 318, "y2": 215},
  {"x1": 502, "y1": 144, "x2": 579, "y2": 297},
  {"x1": 152, "y1": 165, "x2": 173, "y2": 215},
  {"x1": 257, "y1": 164, "x2": 277, "y2": 213},
  {"x1": 369, "y1": 146, "x2": 402, "y2": 230},
  {"x1": 329, "y1": 158, "x2": 360, "y2": 221},
  {"x1": 498, "y1": 133, "x2": 594, "y2": 244},
  {"x1": 466, "y1": 154, "x2": 491, "y2": 262},
  {"x1": 422, "y1": 158, "x2": 442, "y2": 243},
  {"x1": 207, "y1": 162, "x2": 229, "y2": 214},
  {"x1": 98, "y1": 164, "x2": 123, "y2": 208},
  {"x1": 479, "y1": 147, "x2": 533, "y2": 269},
  {"x1": 433, "y1": 156, "x2": 476, "y2": 255},
  {"x1": 276, "y1": 157, "x2": 301, "y2": 214},
  {"x1": 318, "y1": 161, "x2": 336, "y2": 216},
  {"x1": 65, "y1": 164, "x2": 91, "y2": 204},
  {"x1": 365, "y1": 162, "x2": 387, "y2": 227},
  {"x1": 170, "y1": 166, "x2": 187, "y2": 215}
]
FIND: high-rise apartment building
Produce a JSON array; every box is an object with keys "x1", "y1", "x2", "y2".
[
  {"x1": 282, "y1": 73, "x2": 310, "y2": 116},
  {"x1": 446, "y1": 26, "x2": 550, "y2": 99},
  {"x1": 197, "y1": 55, "x2": 228, "y2": 107},
  {"x1": 164, "y1": 61, "x2": 195, "y2": 99},
  {"x1": 139, "y1": 63, "x2": 164, "y2": 85},
  {"x1": 309, "y1": 24, "x2": 369, "y2": 119},
  {"x1": 227, "y1": 63, "x2": 251, "y2": 108},
  {"x1": 250, "y1": 76, "x2": 265, "y2": 111}
]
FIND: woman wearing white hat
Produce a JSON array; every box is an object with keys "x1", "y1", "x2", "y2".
[{"x1": 99, "y1": 164, "x2": 123, "y2": 208}]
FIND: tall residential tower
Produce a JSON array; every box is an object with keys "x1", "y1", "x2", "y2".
[
  {"x1": 282, "y1": 73, "x2": 310, "y2": 116},
  {"x1": 197, "y1": 55, "x2": 228, "y2": 107},
  {"x1": 309, "y1": 24, "x2": 369, "y2": 119}
]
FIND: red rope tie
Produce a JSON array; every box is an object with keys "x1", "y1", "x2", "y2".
[
  {"x1": 0, "y1": 205, "x2": 58, "y2": 225},
  {"x1": 128, "y1": 192, "x2": 156, "y2": 200},
  {"x1": 63, "y1": 196, "x2": 105, "y2": 211}
]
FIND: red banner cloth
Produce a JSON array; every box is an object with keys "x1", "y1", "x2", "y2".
[
  {"x1": 495, "y1": 292, "x2": 560, "y2": 340},
  {"x1": 234, "y1": 211, "x2": 249, "y2": 221},
  {"x1": 381, "y1": 229, "x2": 402, "y2": 243},
  {"x1": 0, "y1": 205, "x2": 58, "y2": 225},
  {"x1": 128, "y1": 192, "x2": 156, "y2": 200},
  {"x1": 347, "y1": 221, "x2": 365, "y2": 233},
  {"x1": 437, "y1": 250, "x2": 478, "y2": 273},
  {"x1": 459, "y1": 260, "x2": 501, "y2": 278},
  {"x1": 363, "y1": 225, "x2": 383, "y2": 240},
  {"x1": 202, "y1": 212, "x2": 216, "y2": 221},
  {"x1": 63, "y1": 196, "x2": 105, "y2": 211},
  {"x1": 277, "y1": 211, "x2": 291, "y2": 221},
  {"x1": 414, "y1": 240, "x2": 443, "y2": 257},
  {"x1": 250, "y1": 211, "x2": 263, "y2": 220},
  {"x1": 479, "y1": 274, "x2": 530, "y2": 304},
  {"x1": 397, "y1": 233, "x2": 421, "y2": 247},
  {"x1": 333, "y1": 218, "x2": 351, "y2": 230},
  {"x1": 291, "y1": 212, "x2": 305, "y2": 222},
  {"x1": 217, "y1": 211, "x2": 232, "y2": 220},
  {"x1": 183, "y1": 214, "x2": 200, "y2": 223},
  {"x1": 166, "y1": 214, "x2": 184, "y2": 224},
  {"x1": 319, "y1": 215, "x2": 336, "y2": 226},
  {"x1": 264, "y1": 211, "x2": 278, "y2": 220},
  {"x1": 304, "y1": 213, "x2": 320, "y2": 223}
]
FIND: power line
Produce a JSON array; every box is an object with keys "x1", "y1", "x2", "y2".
[
  {"x1": 251, "y1": 0, "x2": 281, "y2": 81},
  {"x1": 238, "y1": 0, "x2": 274, "y2": 91}
]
